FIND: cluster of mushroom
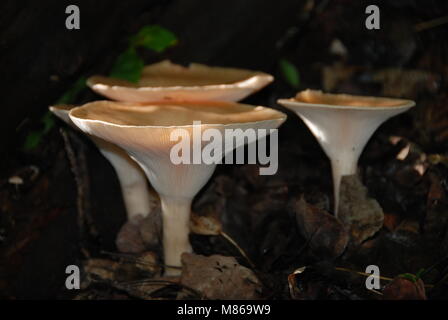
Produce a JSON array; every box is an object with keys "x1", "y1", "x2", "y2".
[
  {"x1": 51, "y1": 60, "x2": 416, "y2": 276},
  {"x1": 50, "y1": 60, "x2": 287, "y2": 276}
]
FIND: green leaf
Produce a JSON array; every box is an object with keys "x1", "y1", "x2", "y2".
[
  {"x1": 399, "y1": 273, "x2": 418, "y2": 283},
  {"x1": 109, "y1": 25, "x2": 177, "y2": 82},
  {"x1": 23, "y1": 131, "x2": 44, "y2": 151},
  {"x1": 22, "y1": 111, "x2": 56, "y2": 151},
  {"x1": 109, "y1": 47, "x2": 144, "y2": 83},
  {"x1": 130, "y1": 25, "x2": 178, "y2": 53},
  {"x1": 415, "y1": 268, "x2": 426, "y2": 279},
  {"x1": 42, "y1": 111, "x2": 55, "y2": 134},
  {"x1": 279, "y1": 59, "x2": 300, "y2": 88},
  {"x1": 56, "y1": 77, "x2": 86, "y2": 105}
]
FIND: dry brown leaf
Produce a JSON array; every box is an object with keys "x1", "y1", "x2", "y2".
[
  {"x1": 179, "y1": 253, "x2": 262, "y2": 299},
  {"x1": 293, "y1": 195, "x2": 349, "y2": 259},
  {"x1": 383, "y1": 277, "x2": 427, "y2": 300},
  {"x1": 338, "y1": 175, "x2": 384, "y2": 245}
]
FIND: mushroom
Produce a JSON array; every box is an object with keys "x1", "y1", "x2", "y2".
[
  {"x1": 69, "y1": 100, "x2": 286, "y2": 275},
  {"x1": 87, "y1": 60, "x2": 273, "y2": 103},
  {"x1": 278, "y1": 90, "x2": 415, "y2": 215},
  {"x1": 49, "y1": 105, "x2": 156, "y2": 222}
]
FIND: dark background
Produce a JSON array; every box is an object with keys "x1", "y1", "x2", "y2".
[{"x1": 1, "y1": 0, "x2": 447, "y2": 299}]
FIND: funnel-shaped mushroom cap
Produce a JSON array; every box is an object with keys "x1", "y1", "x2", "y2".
[
  {"x1": 70, "y1": 100, "x2": 286, "y2": 273},
  {"x1": 87, "y1": 60, "x2": 273, "y2": 103},
  {"x1": 49, "y1": 105, "x2": 74, "y2": 127},
  {"x1": 49, "y1": 105, "x2": 154, "y2": 221},
  {"x1": 69, "y1": 100, "x2": 286, "y2": 198},
  {"x1": 278, "y1": 90, "x2": 415, "y2": 160},
  {"x1": 278, "y1": 90, "x2": 415, "y2": 214}
]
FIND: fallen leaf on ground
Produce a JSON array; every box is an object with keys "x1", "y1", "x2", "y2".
[
  {"x1": 190, "y1": 212, "x2": 222, "y2": 236},
  {"x1": 116, "y1": 207, "x2": 162, "y2": 254},
  {"x1": 293, "y1": 195, "x2": 349, "y2": 259},
  {"x1": 136, "y1": 251, "x2": 161, "y2": 275},
  {"x1": 116, "y1": 215, "x2": 146, "y2": 253},
  {"x1": 383, "y1": 276, "x2": 427, "y2": 300},
  {"x1": 338, "y1": 175, "x2": 384, "y2": 245},
  {"x1": 179, "y1": 253, "x2": 262, "y2": 299},
  {"x1": 139, "y1": 206, "x2": 162, "y2": 249}
]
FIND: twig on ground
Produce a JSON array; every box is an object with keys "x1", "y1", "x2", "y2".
[
  {"x1": 220, "y1": 231, "x2": 256, "y2": 271},
  {"x1": 61, "y1": 128, "x2": 97, "y2": 257},
  {"x1": 415, "y1": 15, "x2": 448, "y2": 32}
]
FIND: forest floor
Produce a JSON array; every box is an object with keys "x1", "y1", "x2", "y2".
[{"x1": 1, "y1": 0, "x2": 448, "y2": 300}]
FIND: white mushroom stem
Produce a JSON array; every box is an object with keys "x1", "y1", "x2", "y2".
[
  {"x1": 296, "y1": 108, "x2": 378, "y2": 216},
  {"x1": 134, "y1": 158, "x2": 217, "y2": 276},
  {"x1": 160, "y1": 195, "x2": 193, "y2": 275},
  {"x1": 323, "y1": 116, "x2": 385, "y2": 216},
  {"x1": 330, "y1": 154, "x2": 358, "y2": 216},
  {"x1": 95, "y1": 139, "x2": 153, "y2": 221},
  {"x1": 49, "y1": 106, "x2": 155, "y2": 221}
]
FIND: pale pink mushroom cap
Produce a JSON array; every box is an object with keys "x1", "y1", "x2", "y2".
[{"x1": 87, "y1": 60, "x2": 273, "y2": 103}]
